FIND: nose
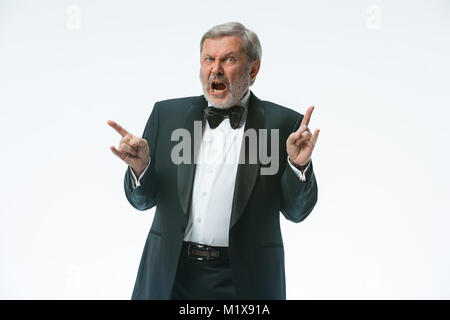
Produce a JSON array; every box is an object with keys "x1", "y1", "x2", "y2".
[{"x1": 211, "y1": 60, "x2": 223, "y2": 75}]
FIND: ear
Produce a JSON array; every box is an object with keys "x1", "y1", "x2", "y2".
[{"x1": 250, "y1": 59, "x2": 261, "y2": 81}]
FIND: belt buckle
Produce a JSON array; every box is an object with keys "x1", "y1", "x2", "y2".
[{"x1": 187, "y1": 243, "x2": 207, "y2": 261}]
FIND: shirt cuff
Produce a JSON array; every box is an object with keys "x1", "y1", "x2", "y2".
[
  {"x1": 129, "y1": 157, "x2": 151, "y2": 189},
  {"x1": 287, "y1": 156, "x2": 310, "y2": 182}
]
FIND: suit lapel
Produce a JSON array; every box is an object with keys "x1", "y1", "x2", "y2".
[
  {"x1": 177, "y1": 96, "x2": 207, "y2": 217},
  {"x1": 229, "y1": 92, "x2": 265, "y2": 229}
]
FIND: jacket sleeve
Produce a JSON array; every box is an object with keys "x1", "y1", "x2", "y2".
[
  {"x1": 124, "y1": 102, "x2": 160, "y2": 211},
  {"x1": 280, "y1": 114, "x2": 318, "y2": 223}
]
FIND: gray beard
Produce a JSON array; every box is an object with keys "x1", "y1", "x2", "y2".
[{"x1": 200, "y1": 67, "x2": 251, "y2": 109}]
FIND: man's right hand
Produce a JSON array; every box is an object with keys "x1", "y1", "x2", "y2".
[{"x1": 108, "y1": 120, "x2": 150, "y2": 178}]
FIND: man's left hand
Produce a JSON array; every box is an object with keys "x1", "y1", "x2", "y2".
[{"x1": 286, "y1": 106, "x2": 320, "y2": 169}]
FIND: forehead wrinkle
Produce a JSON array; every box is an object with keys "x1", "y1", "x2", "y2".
[{"x1": 202, "y1": 38, "x2": 244, "y2": 58}]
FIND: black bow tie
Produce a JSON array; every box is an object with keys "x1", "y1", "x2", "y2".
[{"x1": 204, "y1": 105, "x2": 245, "y2": 129}]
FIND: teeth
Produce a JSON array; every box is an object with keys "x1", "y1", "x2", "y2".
[{"x1": 211, "y1": 82, "x2": 226, "y2": 92}]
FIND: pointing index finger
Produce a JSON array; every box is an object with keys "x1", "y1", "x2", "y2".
[
  {"x1": 300, "y1": 106, "x2": 314, "y2": 127},
  {"x1": 108, "y1": 120, "x2": 129, "y2": 137}
]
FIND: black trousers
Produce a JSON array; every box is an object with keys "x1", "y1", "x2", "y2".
[{"x1": 171, "y1": 242, "x2": 238, "y2": 300}]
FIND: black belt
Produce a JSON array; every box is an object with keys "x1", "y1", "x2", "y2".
[{"x1": 182, "y1": 241, "x2": 229, "y2": 261}]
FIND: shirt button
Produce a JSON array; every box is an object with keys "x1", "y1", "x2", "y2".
[
  {"x1": 197, "y1": 217, "x2": 201, "y2": 223},
  {"x1": 202, "y1": 192, "x2": 207, "y2": 197}
]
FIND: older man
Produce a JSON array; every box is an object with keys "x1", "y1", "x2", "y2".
[{"x1": 108, "y1": 22, "x2": 319, "y2": 300}]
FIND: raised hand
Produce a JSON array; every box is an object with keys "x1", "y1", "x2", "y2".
[
  {"x1": 108, "y1": 120, "x2": 150, "y2": 177},
  {"x1": 286, "y1": 106, "x2": 320, "y2": 169}
]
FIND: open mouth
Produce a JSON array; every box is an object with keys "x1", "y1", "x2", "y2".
[{"x1": 210, "y1": 81, "x2": 227, "y2": 95}]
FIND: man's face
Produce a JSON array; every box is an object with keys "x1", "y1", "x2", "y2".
[{"x1": 200, "y1": 36, "x2": 253, "y2": 108}]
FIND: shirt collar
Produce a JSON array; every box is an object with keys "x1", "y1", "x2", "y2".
[{"x1": 206, "y1": 89, "x2": 250, "y2": 128}]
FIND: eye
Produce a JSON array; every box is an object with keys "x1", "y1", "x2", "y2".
[
  {"x1": 226, "y1": 57, "x2": 235, "y2": 62},
  {"x1": 204, "y1": 57, "x2": 214, "y2": 62}
]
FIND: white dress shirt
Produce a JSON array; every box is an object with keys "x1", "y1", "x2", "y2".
[{"x1": 130, "y1": 91, "x2": 310, "y2": 246}]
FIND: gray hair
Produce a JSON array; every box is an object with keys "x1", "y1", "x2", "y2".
[{"x1": 200, "y1": 22, "x2": 262, "y2": 62}]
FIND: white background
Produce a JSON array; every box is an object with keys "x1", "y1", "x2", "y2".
[{"x1": 1, "y1": 0, "x2": 449, "y2": 299}]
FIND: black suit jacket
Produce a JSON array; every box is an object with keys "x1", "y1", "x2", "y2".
[{"x1": 124, "y1": 91, "x2": 318, "y2": 299}]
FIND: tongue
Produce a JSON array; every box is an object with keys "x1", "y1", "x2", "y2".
[{"x1": 214, "y1": 83, "x2": 226, "y2": 90}]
